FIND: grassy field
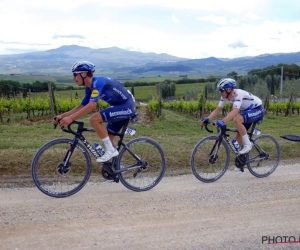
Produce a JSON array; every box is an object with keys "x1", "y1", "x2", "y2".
[
  {"x1": 0, "y1": 74, "x2": 60, "y2": 83},
  {"x1": 125, "y1": 76, "x2": 203, "y2": 83},
  {"x1": 0, "y1": 107, "x2": 300, "y2": 186},
  {"x1": 0, "y1": 74, "x2": 199, "y2": 85},
  {"x1": 0, "y1": 74, "x2": 210, "y2": 101},
  {"x1": 16, "y1": 81, "x2": 208, "y2": 103}
]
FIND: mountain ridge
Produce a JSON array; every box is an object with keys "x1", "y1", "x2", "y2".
[{"x1": 0, "y1": 45, "x2": 299, "y2": 78}]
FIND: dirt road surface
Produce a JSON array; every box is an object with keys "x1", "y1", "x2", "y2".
[{"x1": 1, "y1": 163, "x2": 300, "y2": 250}]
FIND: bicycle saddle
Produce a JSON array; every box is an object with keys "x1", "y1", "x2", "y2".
[{"x1": 280, "y1": 135, "x2": 300, "y2": 142}]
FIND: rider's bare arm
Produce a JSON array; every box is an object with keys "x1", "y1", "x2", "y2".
[
  {"x1": 60, "y1": 104, "x2": 84, "y2": 118},
  {"x1": 207, "y1": 106, "x2": 223, "y2": 120},
  {"x1": 69, "y1": 102, "x2": 97, "y2": 121},
  {"x1": 222, "y1": 107, "x2": 239, "y2": 123}
]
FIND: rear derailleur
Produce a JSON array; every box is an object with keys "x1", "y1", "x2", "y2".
[
  {"x1": 235, "y1": 154, "x2": 247, "y2": 172},
  {"x1": 101, "y1": 162, "x2": 119, "y2": 183}
]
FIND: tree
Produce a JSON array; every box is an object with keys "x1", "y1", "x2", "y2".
[
  {"x1": 66, "y1": 86, "x2": 74, "y2": 90},
  {"x1": 131, "y1": 86, "x2": 135, "y2": 97},
  {"x1": 253, "y1": 79, "x2": 269, "y2": 100},
  {"x1": 227, "y1": 71, "x2": 238, "y2": 80},
  {"x1": 156, "y1": 80, "x2": 176, "y2": 99},
  {"x1": 248, "y1": 63, "x2": 300, "y2": 80},
  {"x1": 0, "y1": 80, "x2": 21, "y2": 97},
  {"x1": 283, "y1": 79, "x2": 300, "y2": 98}
]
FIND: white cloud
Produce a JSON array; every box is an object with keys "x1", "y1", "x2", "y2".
[
  {"x1": 197, "y1": 15, "x2": 227, "y2": 25},
  {"x1": 97, "y1": 0, "x2": 266, "y2": 12},
  {"x1": 0, "y1": 0, "x2": 300, "y2": 59},
  {"x1": 230, "y1": 19, "x2": 240, "y2": 25},
  {"x1": 246, "y1": 13, "x2": 260, "y2": 20},
  {"x1": 172, "y1": 15, "x2": 179, "y2": 23}
]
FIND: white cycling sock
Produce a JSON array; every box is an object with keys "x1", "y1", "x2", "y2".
[
  {"x1": 102, "y1": 137, "x2": 114, "y2": 151},
  {"x1": 242, "y1": 134, "x2": 251, "y2": 146}
]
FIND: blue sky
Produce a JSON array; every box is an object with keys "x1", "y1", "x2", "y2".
[{"x1": 1, "y1": 0, "x2": 300, "y2": 59}]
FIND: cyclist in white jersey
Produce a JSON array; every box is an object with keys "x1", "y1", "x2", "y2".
[{"x1": 201, "y1": 78, "x2": 264, "y2": 155}]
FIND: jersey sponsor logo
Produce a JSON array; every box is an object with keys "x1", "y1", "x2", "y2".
[
  {"x1": 92, "y1": 80, "x2": 97, "y2": 87},
  {"x1": 109, "y1": 108, "x2": 133, "y2": 117},
  {"x1": 113, "y1": 87, "x2": 127, "y2": 100},
  {"x1": 91, "y1": 89, "x2": 99, "y2": 98},
  {"x1": 248, "y1": 109, "x2": 262, "y2": 117}
]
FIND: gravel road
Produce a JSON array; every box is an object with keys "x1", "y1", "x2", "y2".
[{"x1": 1, "y1": 163, "x2": 300, "y2": 250}]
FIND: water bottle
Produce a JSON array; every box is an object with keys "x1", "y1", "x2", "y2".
[
  {"x1": 125, "y1": 126, "x2": 136, "y2": 136},
  {"x1": 232, "y1": 139, "x2": 241, "y2": 151},
  {"x1": 94, "y1": 143, "x2": 105, "y2": 156},
  {"x1": 253, "y1": 128, "x2": 261, "y2": 136}
]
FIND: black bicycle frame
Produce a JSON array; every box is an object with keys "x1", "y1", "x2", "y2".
[
  {"x1": 205, "y1": 120, "x2": 263, "y2": 161},
  {"x1": 59, "y1": 119, "x2": 143, "y2": 175}
]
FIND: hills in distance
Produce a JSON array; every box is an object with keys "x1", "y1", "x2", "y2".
[{"x1": 0, "y1": 45, "x2": 300, "y2": 79}]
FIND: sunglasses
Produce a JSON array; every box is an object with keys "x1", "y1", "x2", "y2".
[
  {"x1": 73, "y1": 71, "x2": 85, "y2": 77},
  {"x1": 218, "y1": 87, "x2": 232, "y2": 93}
]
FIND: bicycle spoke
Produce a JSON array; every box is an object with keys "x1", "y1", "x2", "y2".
[
  {"x1": 32, "y1": 139, "x2": 92, "y2": 198},
  {"x1": 117, "y1": 138, "x2": 166, "y2": 191},
  {"x1": 247, "y1": 134, "x2": 280, "y2": 178},
  {"x1": 191, "y1": 136, "x2": 230, "y2": 183}
]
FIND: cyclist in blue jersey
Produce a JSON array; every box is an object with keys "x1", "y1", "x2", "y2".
[
  {"x1": 54, "y1": 61, "x2": 136, "y2": 162},
  {"x1": 201, "y1": 78, "x2": 264, "y2": 155}
]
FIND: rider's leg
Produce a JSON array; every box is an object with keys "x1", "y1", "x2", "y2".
[
  {"x1": 95, "y1": 102, "x2": 136, "y2": 162},
  {"x1": 106, "y1": 120, "x2": 128, "y2": 148},
  {"x1": 89, "y1": 113, "x2": 119, "y2": 162},
  {"x1": 89, "y1": 112, "x2": 108, "y2": 139},
  {"x1": 235, "y1": 131, "x2": 242, "y2": 148},
  {"x1": 108, "y1": 134, "x2": 116, "y2": 147},
  {"x1": 234, "y1": 115, "x2": 252, "y2": 154}
]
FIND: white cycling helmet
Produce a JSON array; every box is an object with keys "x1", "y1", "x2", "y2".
[
  {"x1": 71, "y1": 61, "x2": 95, "y2": 73},
  {"x1": 217, "y1": 78, "x2": 236, "y2": 91}
]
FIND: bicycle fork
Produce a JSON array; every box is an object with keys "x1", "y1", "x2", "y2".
[
  {"x1": 57, "y1": 138, "x2": 79, "y2": 175},
  {"x1": 208, "y1": 139, "x2": 222, "y2": 164}
]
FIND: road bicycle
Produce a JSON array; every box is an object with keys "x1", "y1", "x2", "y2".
[
  {"x1": 31, "y1": 114, "x2": 167, "y2": 198},
  {"x1": 190, "y1": 119, "x2": 281, "y2": 183}
]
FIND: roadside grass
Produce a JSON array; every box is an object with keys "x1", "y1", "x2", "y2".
[{"x1": 0, "y1": 108, "x2": 300, "y2": 185}]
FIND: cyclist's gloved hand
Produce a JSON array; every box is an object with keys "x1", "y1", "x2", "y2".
[
  {"x1": 201, "y1": 117, "x2": 209, "y2": 125},
  {"x1": 216, "y1": 120, "x2": 225, "y2": 128}
]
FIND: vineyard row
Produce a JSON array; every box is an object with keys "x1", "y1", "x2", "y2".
[{"x1": 0, "y1": 96, "x2": 299, "y2": 123}]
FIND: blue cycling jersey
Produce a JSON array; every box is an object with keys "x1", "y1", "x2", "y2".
[{"x1": 81, "y1": 76, "x2": 134, "y2": 106}]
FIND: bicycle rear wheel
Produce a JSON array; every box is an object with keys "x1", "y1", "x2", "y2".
[
  {"x1": 247, "y1": 134, "x2": 281, "y2": 178},
  {"x1": 117, "y1": 137, "x2": 166, "y2": 192},
  {"x1": 31, "y1": 138, "x2": 92, "y2": 198},
  {"x1": 190, "y1": 136, "x2": 230, "y2": 183}
]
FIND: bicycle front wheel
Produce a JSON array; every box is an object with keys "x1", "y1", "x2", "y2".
[
  {"x1": 247, "y1": 134, "x2": 281, "y2": 178},
  {"x1": 190, "y1": 136, "x2": 230, "y2": 183},
  {"x1": 117, "y1": 137, "x2": 166, "y2": 192},
  {"x1": 31, "y1": 138, "x2": 92, "y2": 198}
]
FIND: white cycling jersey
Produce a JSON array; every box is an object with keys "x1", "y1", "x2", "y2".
[{"x1": 218, "y1": 89, "x2": 262, "y2": 111}]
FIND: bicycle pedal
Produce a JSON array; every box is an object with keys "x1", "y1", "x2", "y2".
[
  {"x1": 106, "y1": 177, "x2": 119, "y2": 183},
  {"x1": 234, "y1": 167, "x2": 244, "y2": 172}
]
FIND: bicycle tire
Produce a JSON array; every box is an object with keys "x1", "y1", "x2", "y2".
[
  {"x1": 190, "y1": 135, "x2": 230, "y2": 183},
  {"x1": 247, "y1": 134, "x2": 281, "y2": 178},
  {"x1": 116, "y1": 137, "x2": 166, "y2": 192},
  {"x1": 31, "y1": 138, "x2": 92, "y2": 198}
]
